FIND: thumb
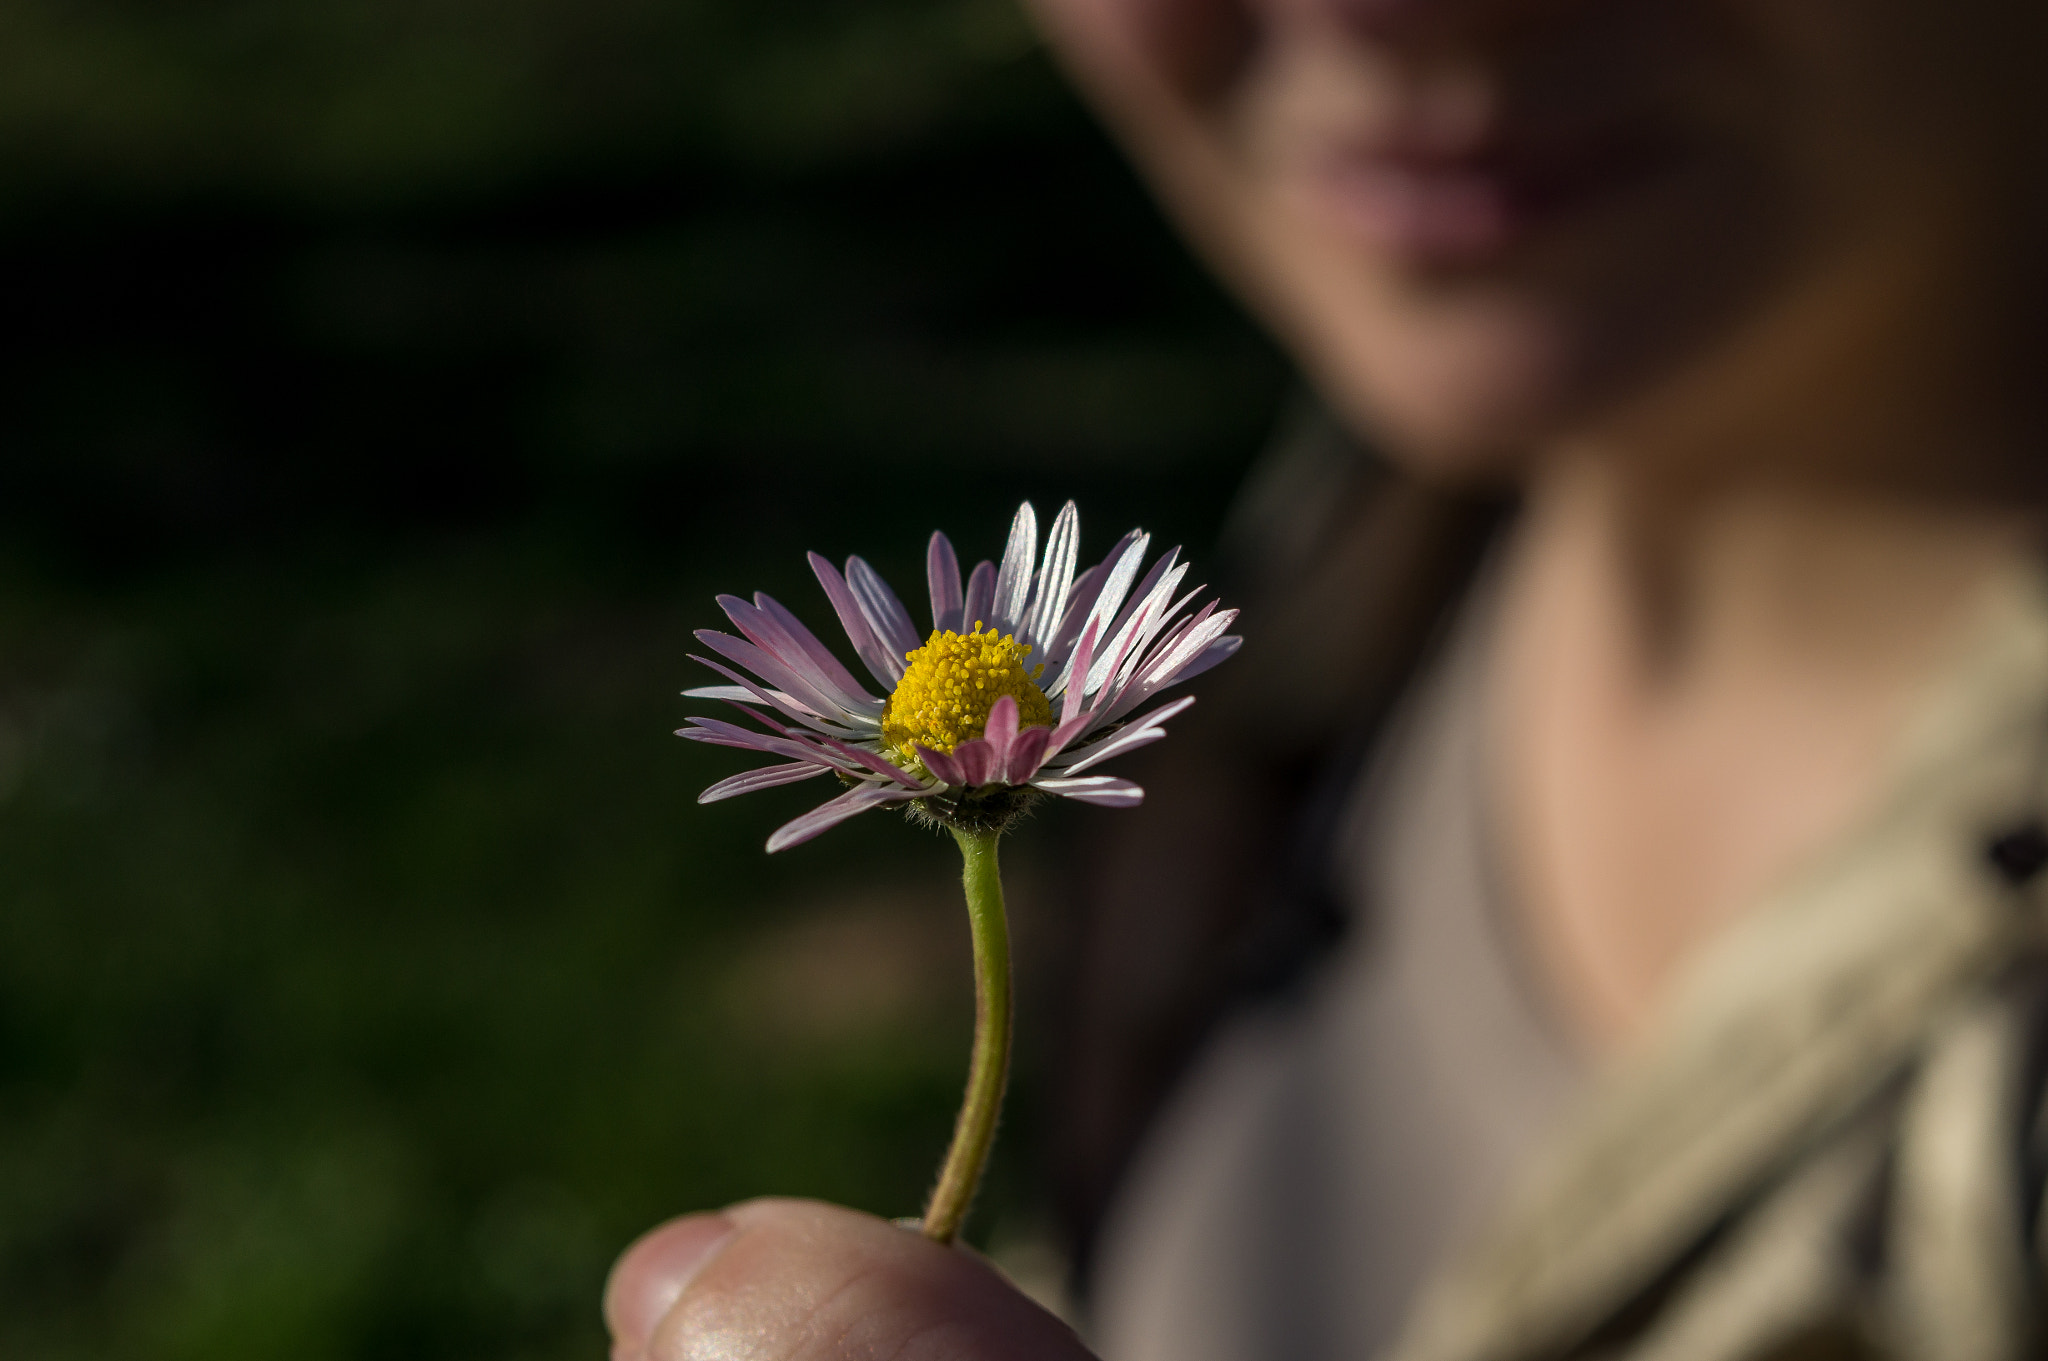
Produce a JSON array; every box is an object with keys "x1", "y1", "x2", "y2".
[{"x1": 605, "y1": 1198, "x2": 1097, "y2": 1361}]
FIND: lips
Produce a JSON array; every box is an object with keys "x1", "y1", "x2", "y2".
[{"x1": 1307, "y1": 118, "x2": 1677, "y2": 266}]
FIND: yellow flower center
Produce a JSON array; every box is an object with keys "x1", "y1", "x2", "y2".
[{"x1": 883, "y1": 623, "x2": 1053, "y2": 764}]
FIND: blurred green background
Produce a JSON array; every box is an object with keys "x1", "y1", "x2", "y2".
[{"x1": 0, "y1": 2, "x2": 1287, "y2": 1356}]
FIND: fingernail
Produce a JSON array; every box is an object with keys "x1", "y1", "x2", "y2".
[{"x1": 604, "y1": 1214, "x2": 737, "y2": 1356}]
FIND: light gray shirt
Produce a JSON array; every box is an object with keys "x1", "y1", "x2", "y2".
[{"x1": 1090, "y1": 593, "x2": 1585, "y2": 1361}]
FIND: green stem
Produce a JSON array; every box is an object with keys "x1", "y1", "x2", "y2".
[{"x1": 921, "y1": 825, "x2": 1012, "y2": 1245}]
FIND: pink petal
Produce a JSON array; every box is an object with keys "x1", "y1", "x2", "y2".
[
  {"x1": 1088, "y1": 559, "x2": 1188, "y2": 697},
  {"x1": 982, "y1": 694, "x2": 1021, "y2": 773},
  {"x1": 810, "y1": 552, "x2": 904, "y2": 689},
  {"x1": 766, "y1": 782, "x2": 922, "y2": 853},
  {"x1": 1002, "y1": 724, "x2": 1053, "y2": 784},
  {"x1": 1078, "y1": 609, "x2": 1147, "y2": 711},
  {"x1": 1155, "y1": 607, "x2": 1238, "y2": 679},
  {"x1": 916, "y1": 744, "x2": 968, "y2": 788},
  {"x1": 1056, "y1": 619, "x2": 1100, "y2": 721},
  {"x1": 1068, "y1": 532, "x2": 1148, "y2": 670},
  {"x1": 716, "y1": 596, "x2": 879, "y2": 718},
  {"x1": 1040, "y1": 561, "x2": 1108, "y2": 671},
  {"x1": 1105, "y1": 548, "x2": 1180, "y2": 652},
  {"x1": 953, "y1": 737, "x2": 997, "y2": 787},
  {"x1": 1172, "y1": 634, "x2": 1242, "y2": 684},
  {"x1": 754, "y1": 592, "x2": 881, "y2": 707},
  {"x1": 678, "y1": 716, "x2": 859, "y2": 772},
  {"x1": 1097, "y1": 608, "x2": 1239, "y2": 727},
  {"x1": 695, "y1": 630, "x2": 855, "y2": 730},
  {"x1": 928, "y1": 532, "x2": 964, "y2": 634},
  {"x1": 962, "y1": 560, "x2": 996, "y2": 632},
  {"x1": 688, "y1": 649, "x2": 866, "y2": 740},
  {"x1": 1093, "y1": 597, "x2": 1212, "y2": 715},
  {"x1": 1083, "y1": 578, "x2": 1207, "y2": 723},
  {"x1": 698, "y1": 762, "x2": 832, "y2": 803},
  {"x1": 1043, "y1": 707, "x2": 1098, "y2": 766},
  {"x1": 732, "y1": 695, "x2": 925, "y2": 791},
  {"x1": 845, "y1": 556, "x2": 920, "y2": 659}
]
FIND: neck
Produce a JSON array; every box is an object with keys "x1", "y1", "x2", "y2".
[{"x1": 1492, "y1": 450, "x2": 2036, "y2": 1054}]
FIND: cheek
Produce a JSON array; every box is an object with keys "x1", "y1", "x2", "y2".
[{"x1": 1255, "y1": 198, "x2": 1787, "y2": 473}]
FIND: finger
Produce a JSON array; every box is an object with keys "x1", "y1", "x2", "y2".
[
  {"x1": 605, "y1": 1214, "x2": 738, "y2": 1360},
  {"x1": 640, "y1": 1197, "x2": 1097, "y2": 1361}
]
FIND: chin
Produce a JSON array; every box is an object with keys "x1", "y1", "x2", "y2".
[
  {"x1": 1297, "y1": 304, "x2": 1582, "y2": 485},
  {"x1": 1348, "y1": 400, "x2": 1553, "y2": 486}
]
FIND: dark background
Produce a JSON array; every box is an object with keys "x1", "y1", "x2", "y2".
[{"x1": 0, "y1": 3, "x2": 1287, "y2": 1356}]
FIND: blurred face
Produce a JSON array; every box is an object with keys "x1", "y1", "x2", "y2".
[{"x1": 1029, "y1": 0, "x2": 2048, "y2": 476}]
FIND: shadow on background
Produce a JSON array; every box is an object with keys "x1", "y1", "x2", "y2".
[{"x1": 0, "y1": 2, "x2": 1285, "y2": 1358}]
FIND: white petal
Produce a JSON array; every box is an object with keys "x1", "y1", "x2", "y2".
[
  {"x1": 1170, "y1": 634, "x2": 1242, "y2": 684},
  {"x1": 1088, "y1": 560, "x2": 1187, "y2": 696},
  {"x1": 1098, "y1": 608, "x2": 1239, "y2": 728},
  {"x1": 1033, "y1": 775, "x2": 1144, "y2": 807},
  {"x1": 1057, "y1": 532, "x2": 1148, "y2": 696},
  {"x1": 1039, "y1": 561, "x2": 1108, "y2": 678},
  {"x1": 846, "y1": 556, "x2": 921, "y2": 661},
  {"x1": 811, "y1": 552, "x2": 906, "y2": 689},
  {"x1": 991, "y1": 501, "x2": 1038, "y2": 633},
  {"x1": 1022, "y1": 500, "x2": 1080, "y2": 647},
  {"x1": 689, "y1": 647, "x2": 873, "y2": 740},
  {"x1": 1052, "y1": 695, "x2": 1196, "y2": 775},
  {"x1": 683, "y1": 684, "x2": 775, "y2": 704}
]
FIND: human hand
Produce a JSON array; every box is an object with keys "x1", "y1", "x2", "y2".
[{"x1": 604, "y1": 1198, "x2": 1099, "y2": 1361}]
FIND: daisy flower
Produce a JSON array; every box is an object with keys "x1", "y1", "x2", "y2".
[
  {"x1": 679, "y1": 499, "x2": 1240, "y2": 851},
  {"x1": 677, "y1": 499, "x2": 1237, "y2": 1245}
]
